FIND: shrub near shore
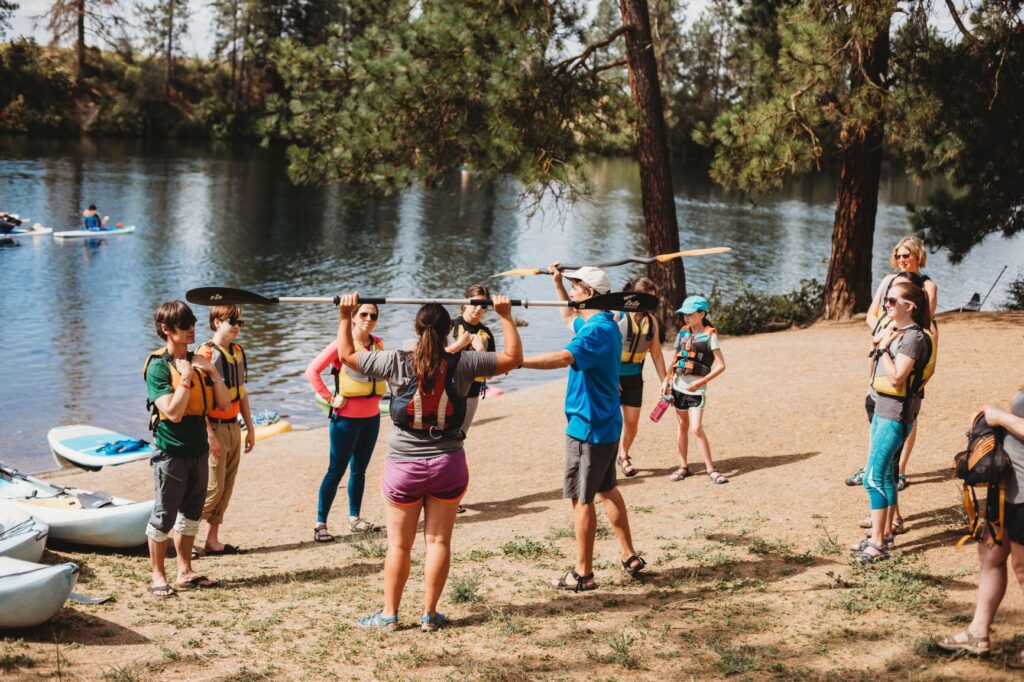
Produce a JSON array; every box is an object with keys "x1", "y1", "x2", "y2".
[{"x1": 705, "y1": 279, "x2": 824, "y2": 335}]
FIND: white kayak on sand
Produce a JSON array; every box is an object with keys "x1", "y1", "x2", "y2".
[
  {"x1": 0, "y1": 504, "x2": 48, "y2": 563},
  {"x1": 0, "y1": 463, "x2": 152, "y2": 548},
  {"x1": 48, "y1": 424, "x2": 157, "y2": 471},
  {"x1": 53, "y1": 225, "x2": 136, "y2": 239},
  {"x1": 0, "y1": 557, "x2": 78, "y2": 629},
  {"x1": 1, "y1": 224, "x2": 53, "y2": 239}
]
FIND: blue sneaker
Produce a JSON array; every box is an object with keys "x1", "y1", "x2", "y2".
[
  {"x1": 357, "y1": 609, "x2": 398, "y2": 631},
  {"x1": 421, "y1": 611, "x2": 447, "y2": 632}
]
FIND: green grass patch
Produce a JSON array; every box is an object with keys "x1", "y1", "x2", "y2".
[
  {"x1": 0, "y1": 652, "x2": 35, "y2": 672},
  {"x1": 502, "y1": 536, "x2": 558, "y2": 560},
  {"x1": 833, "y1": 554, "x2": 946, "y2": 615},
  {"x1": 351, "y1": 536, "x2": 387, "y2": 559},
  {"x1": 448, "y1": 573, "x2": 483, "y2": 604},
  {"x1": 711, "y1": 640, "x2": 777, "y2": 675}
]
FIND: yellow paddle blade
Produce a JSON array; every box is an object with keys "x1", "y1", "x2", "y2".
[
  {"x1": 491, "y1": 267, "x2": 544, "y2": 277},
  {"x1": 654, "y1": 246, "x2": 732, "y2": 262}
]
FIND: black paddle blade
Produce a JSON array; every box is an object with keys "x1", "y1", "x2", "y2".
[
  {"x1": 573, "y1": 291, "x2": 658, "y2": 312},
  {"x1": 186, "y1": 287, "x2": 279, "y2": 306}
]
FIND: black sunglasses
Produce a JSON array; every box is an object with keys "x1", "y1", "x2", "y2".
[
  {"x1": 227, "y1": 318, "x2": 245, "y2": 327},
  {"x1": 469, "y1": 301, "x2": 490, "y2": 309},
  {"x1": 884, "y1": 296, "x2": 908, "y2": 307},
  {"x1": 176, "y1": 321, "x2": 196, "y2": 331},
  {"x1": 894, "y1": 253, "x2": 913, "y2": 260},
  {"x1": 358, "y1": 312, "x2": 379, "y2": 321}
]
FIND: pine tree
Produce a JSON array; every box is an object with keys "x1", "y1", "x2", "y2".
[
  {"x1": 0, "y1": 1, "x2": 17, "y2": 40},
  {"x1": 44, "y1": 0, "x2": 125, "y2": 90},
  {"x1": 136, "y1": 0, "x2": 190, "y2": 96}
]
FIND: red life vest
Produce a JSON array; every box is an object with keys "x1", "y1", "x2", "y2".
[{"x1": 390, "y1": 353, "x2": 466, "y2": 439}]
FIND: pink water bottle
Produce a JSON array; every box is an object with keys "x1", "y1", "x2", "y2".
[{"x1": 649, "y1": 395, "x2": 672, "y2": 422}]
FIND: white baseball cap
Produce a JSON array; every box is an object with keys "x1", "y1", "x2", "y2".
[{"x1": 562, "y1": 266, "x2": 611, "y2": 295}]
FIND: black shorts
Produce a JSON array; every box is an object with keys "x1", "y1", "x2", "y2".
[
  {"x1": 1000, "y1": 501, "x2": 1024, "y2": 545},
  {"x1": 671, "y1": 389, "x2": 706, "y2": 411},
  {"x1": 619, "y1": 374, "x2": 644, "y2": 408},
  {"x1": 865, "y1": 394, "x2": 875, "y2": 423}
]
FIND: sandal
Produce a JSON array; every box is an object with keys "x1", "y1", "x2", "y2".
[
  {"x1": 622, "y1": 555, "x2": 647, "y2": 578},
  {"x1": 617, "y1": 456, "x2": 638, "y2": 478},
  {"x1": 421, "y1": 611, "x2": 448, "y2": 632},
  {"x1": 150, "y1": 583, "x2": 177, "y2": 598},
  {"x1": 850, "y1": 536, "x2": 894, "y2": 552},
  {"x1": 708, "y1": 470, "x2": 729, "y2": 485},
  {"x1": 314, "y1": 525, "x2": 335, "y2": 543},
  {"x1": 855, "y1": 542, "x2": 888, "y2": 564},
  {"x1": 935, "y1": 630, "x2": 990, "y2": 655},
  {"x1": 1007, "y1": 648, "x2": 1024, "y2": 668},
  {"x1": 204, "y1": 544, "x2": 241, "y2": 556},
  {"x1": 456, "y1": 505, "x2": 467, "y2": 514},
  {"x1": 176, "y1": 575, "x2": 219, "y2": 590},
  {"x1": 897, "y1": 475, "x2": 909, "y2": 491},
  {"x1": 668, "y1": 466, "x2": 689, "y2": 482},
  {"x1": 349, "y1": 517, "x2": 381, "y2": 534},
  {"x1": 357, "y1": 609, "x2": 399, "y2": 631},
  {"x1": 845, "y1": 469, "x2": 865, "y2": 486},
  {"x1": 552, "y1": 570, "x2": 597, "y2": 592}
]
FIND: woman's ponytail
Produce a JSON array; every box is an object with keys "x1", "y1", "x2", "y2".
[{"x1": 412, "y1": 304, "x2": 452, "y2": 387}]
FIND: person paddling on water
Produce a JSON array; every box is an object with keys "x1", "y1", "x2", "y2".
[
  {"x1": 662, "y1": 295, "x2": 728, "y2": 484},
  {"x1": 445, "y1": 284, "x2": 498, "y2": 514},
  {"x1": 337, "y1": 292, "x2": 522, "y2": 631},
  {"x1": 305, "y1": 302, "x2": 386, "y2": 541},
  {"x1": 82, "y1": 204, "x2": 106, "y2": 231},
  {"x1": 520, "y1": 264, "x2": 647, "y2": 592},
  {"x1": 194, "y1": 305, "x2": 255, "y2": 556},
  {"x1": 144, "y1": 301, "x2": 231, "y2": 597},
  {"x1": 616, "y1": 277, "x2": 668, "y2": 477}
]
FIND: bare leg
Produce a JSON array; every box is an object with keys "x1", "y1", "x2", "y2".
[
  {"x1": 174, "y1": 532, "x2": 199, "y2": 582},
  {"x1": 619, "y1": 406, "x2": 641, "y2": 462},
  {"x1": 868, "y1": 507, "x2": 889, "y2": 549},
  {"x1": 571, "y1": 498, "x2": 597, "y2": 576},
  {"x1": 967, "y1": 535, "x2": 1011, "y2": 637},
  {"x1": 688, "y1": 408, "x2": 716, "y2": 472},
  {"x1": 421, "y1": 497, "x2": 461, "y2": 614},
  {"x1": 675, "y1": 409, "x2": 690, "y2": 468},
  {"x1": 598, "y1": 487, "x2": 637, "y2": 562},
  {"x1": 898, "y1": 422, "x2": 918, "y2": 476},
  {"x1": 204, "y1": 521, "x2": 222, "y2": 551},
  {"x1": 148, "y1": 538, "x2": 169, "y2": 587},
  {"x1": 382, "y1": 500, "x2": 422, "y2": 617}
]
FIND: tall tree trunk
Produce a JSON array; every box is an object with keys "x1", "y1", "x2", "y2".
[
  {"x1": 230, "y1": 0, "x2": 239, "y2": 117},
  {"x1": 75, "y1": 0, "x2": 85, "y2": 90},
  {"x1": 618, "y1": 0, "x2": 684, "y2": 337},
  {"x1": 823, "y1": 3, "x2": 891, "y2": 319},
  {"x1": 164, "y1": 0, "x2": 174, "y2": 98}
]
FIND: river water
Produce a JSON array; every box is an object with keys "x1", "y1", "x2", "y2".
[{"x1": 1, "y1": 136, "x2": 1020, "y2": 473}]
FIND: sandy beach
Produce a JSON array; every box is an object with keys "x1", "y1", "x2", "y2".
[{"x1": 3, "y1": 311, "x2": 1023, "y2": 680}]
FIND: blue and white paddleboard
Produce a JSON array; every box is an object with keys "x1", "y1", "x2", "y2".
[
  {"x1": 48, "y1": 425, "x2": 157, "y2": 471},
  {"x1": 52, "y1": 224, "x2": 135, "y2": 239},
  {"x1": 1, "y1": 224, "x2": 53, "y2": 239}
]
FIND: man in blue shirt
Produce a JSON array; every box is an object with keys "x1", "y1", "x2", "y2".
[{"x1": 521, "y1": 264, "x2": 646, "y2": 591}]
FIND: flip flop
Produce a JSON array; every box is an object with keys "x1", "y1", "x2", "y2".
[
  {"x1": 176, "y1": 575, "x2": 219, "y2": 590},
  {"x1": 150, "y1": 584, "x2": 177, "y2": 598},
  {"x1": 204, "y1": 544, "x2": 241, "y2": 556}
]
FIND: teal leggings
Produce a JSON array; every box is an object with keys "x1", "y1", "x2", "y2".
[{"x1": 863, "y1": 415, "x2": 912, "y2": 510}]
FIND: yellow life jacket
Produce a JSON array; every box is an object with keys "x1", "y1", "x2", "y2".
[
  {"x1": 620, "y1": 313, "x2": 654, "y2": 364},
  {"x1": 333, "y1": 336, "x2": 386, "y2": 398},
  {"x1": 871, "y1": 325, "x2": 937, "y2": 399},
  {"x1": 142, "y1": 350, "x2": 214, "y2": 429},
  {"x1": 200, "y1": 341, "x2": 246, "y2": 403}
]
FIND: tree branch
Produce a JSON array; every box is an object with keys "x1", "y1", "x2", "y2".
[
  {"x1": 594, "y1": 58, "x2": 628, "y2": 72},
  {"x1": 943, "y1": 0, "x2": 978, "y2": 44},
  {"x1": 554, "y1": 25, "x2": 631, "y2": 72}
]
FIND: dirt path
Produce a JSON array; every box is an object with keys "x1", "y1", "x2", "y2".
[{"x1": 3, "y1": 312, "x2": 1023, "y2": 680}]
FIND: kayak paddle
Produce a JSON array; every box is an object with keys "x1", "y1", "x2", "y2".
[
  {"x1": 491, "y1": 246, "x2": 732, "y2": 277},
  {"x1": 186, "y1": 287, "x2": 658, "y2": 313}
]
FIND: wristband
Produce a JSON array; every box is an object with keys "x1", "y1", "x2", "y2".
[{"x1": 212, "y1": 378, "x2": 226, "y2": 384}]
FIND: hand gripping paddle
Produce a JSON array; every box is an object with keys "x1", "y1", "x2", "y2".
[
  {"x1": 186, "y1": 287, "x2": 658, "y2": 313},
  {"x1": 491, "y1": 246, "x2": 732, "y2": 277}
]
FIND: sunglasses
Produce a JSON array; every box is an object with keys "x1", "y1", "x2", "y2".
[
  {"x1": 225, "y1": 318, "x2": 244, "y2": 327},
  {"x1": 176, "y1": 321, "x2": 196, "y2": 331},
  {"x1": 358, "y1": 312, "x2": 379, "y2": 321},
  {"x1": 884, "y1": 297, "x2": 911, "y2": 307},
  {"x1": 894, "y1": 253, "x2": 914, "y2": 260},
  {"x1": 469, "y1": 301, "x2": 490, "y2": 309}
]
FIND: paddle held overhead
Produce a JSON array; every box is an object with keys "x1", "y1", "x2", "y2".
[
  {"x1": 185, "y1": 287, "x2": 658, "y2": 313},
  {"x1": 490, "y1": 246, "x2": 732, "y2": 277}
]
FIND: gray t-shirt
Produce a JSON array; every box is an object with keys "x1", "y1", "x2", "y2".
[
  {"x1": 1002, "y1": 393, "x2": 1024, "y2": 504},
  {"x1": 358, "y1": 350, "x2": 498, "y2": 460},
  {"x1": 870, "y1": 327, "x2": 927, "y2": 423}
]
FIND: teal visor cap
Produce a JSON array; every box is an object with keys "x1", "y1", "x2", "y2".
[{"x1": 676, "y1": 295, "x2": 709, "y2": 314}]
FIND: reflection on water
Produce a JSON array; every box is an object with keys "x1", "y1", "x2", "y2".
[{"x1": 1, "y1": 136, "x2": 1021, "y2": 472}]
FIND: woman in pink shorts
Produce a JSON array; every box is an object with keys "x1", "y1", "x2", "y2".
[{"x1": 336, "y1": 292, "x2": 522, "y2": 632}]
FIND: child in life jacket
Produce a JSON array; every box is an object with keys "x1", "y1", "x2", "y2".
[
  {"x1": 660, "y1": 295, "x2": 728, "y2": 484},
  {"x1": 194, "y1": 305, "x2": 254, "y2": 556}
]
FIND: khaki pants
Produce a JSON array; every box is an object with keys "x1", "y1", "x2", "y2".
[{"x1": 203, "y1": 421, "x2": 241, "y2": 525}]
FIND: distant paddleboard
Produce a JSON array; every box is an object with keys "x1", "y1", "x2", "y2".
[
  {"x1": 1, "y1": 225, "x2": 53, "y2": 239},
  {"x1": 315, "y1": 394, "x2": 391, "y2": 415},
  {"x1": 53, "y1": 225, "x2": 135, "y2": 239},
  {"x1": 48, "y1": 425, "x2": 157, "y2": 471}
]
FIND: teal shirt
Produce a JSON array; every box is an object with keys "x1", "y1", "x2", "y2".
[
  {"x1": 145, "y1": 356, "x2": 209, "y2": 457},
  {"x1": 564, "y1": 313, "x2": 623, "y2": 445}
]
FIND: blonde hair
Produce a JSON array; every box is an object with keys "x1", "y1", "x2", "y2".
[{"x1": 890, "y1": 236, "x2": 927, "y2": 270}]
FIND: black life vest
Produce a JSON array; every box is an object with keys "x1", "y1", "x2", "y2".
[
  {"x1": 390, "y1": 353, "x2": 466, "y2": 439},
  {"x1": 673, "y1": 326, "x2": 717, "y2": 377},
  {"x1": 199, "y1": 341, "x2": 246, "y2": 404},
  {"x1": 451, "y1": 319, "x2": 494, "y2": 383}
]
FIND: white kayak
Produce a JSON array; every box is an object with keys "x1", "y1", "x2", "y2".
[
  {"x1": 0, "y1": 557, "x2": 78, "y2": 629},
  {"x1": 0, "y1": 464, "x2": 152, "y2": 548},
  {"x1": 1, "y1": 224, "x2": 53, "y2": 239},
  {"x1": 0, "y1": 505, "x2": 48, "y2": 563},
  {"x1": 52, "y1": 225, "x2": 136, "y2": 239},
  {"x1": 48, "y1": 424, "x2": 157, "y2": 471}
]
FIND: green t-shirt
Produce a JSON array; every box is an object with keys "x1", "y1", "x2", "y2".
[{"x1": 145, "y1": 355, "x2": 209, "y2": 458}]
